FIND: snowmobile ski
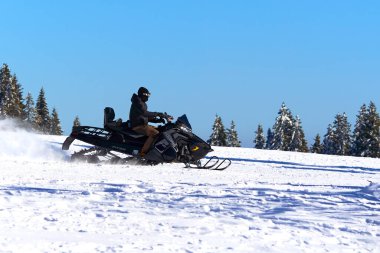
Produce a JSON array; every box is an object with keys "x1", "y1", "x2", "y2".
[{"x1": 185, "y1": 156, "x2": 232, "y2": 170}]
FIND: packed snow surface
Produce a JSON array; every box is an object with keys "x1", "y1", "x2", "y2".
[{"x1": 0, "y1": 121, "x2": 379, "y2": 252}]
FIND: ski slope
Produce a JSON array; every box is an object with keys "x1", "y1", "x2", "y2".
[{"x1": 0, "y1": 121, "x2": 379, "y2": 253}]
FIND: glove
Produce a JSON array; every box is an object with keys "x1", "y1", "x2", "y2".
[
  {"x1": 151, "y1": 116, "x2": 165, "y2": 124},
  {"x1": 156, "y1": 112, "x2": 165, "y2": 118}
]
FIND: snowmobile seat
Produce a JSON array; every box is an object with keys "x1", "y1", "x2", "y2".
[
  {"x1": 119, "y1": 120, "x2": 145, "y2": 138},
  {"x1": 104, "y1": 107, "x2": 144, "y2": 138}
]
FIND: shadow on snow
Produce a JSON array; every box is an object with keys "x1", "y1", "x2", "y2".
[{"x1": 218, "y1": 157, "x2": 380, "y2": 175}]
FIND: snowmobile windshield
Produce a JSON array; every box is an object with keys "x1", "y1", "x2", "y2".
[{"x1": 177, "y1": 115, "x2": 192, "y2": 131}]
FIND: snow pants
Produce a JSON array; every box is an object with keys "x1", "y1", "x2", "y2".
[{"x1": 132, "y1": 125, "x2": 159, "y2": 154}]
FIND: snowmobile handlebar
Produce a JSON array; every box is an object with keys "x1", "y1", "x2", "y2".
[
  {"x1": 154, "y1": 112, "x2": 173, "y2": 124},
  {"x1": 157, "y1": 112, "x2": 173, "y2": 122}
]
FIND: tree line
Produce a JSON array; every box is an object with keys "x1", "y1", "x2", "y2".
[
  {"x1": 209, "y1": 102, "x2": 380, "y2": 158},
  {"x1": 208, "y1": 116, "x2": 241, "y2": 147},
  {"x1": 0, "y1": 63, "x2": 63, "y2": 135}
]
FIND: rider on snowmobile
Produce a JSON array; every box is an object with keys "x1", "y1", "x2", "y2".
[{"x1": 129, "y1": 87, "x2": 166, "y2": 157}]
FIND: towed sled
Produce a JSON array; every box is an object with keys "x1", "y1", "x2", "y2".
[{"x1": 62, "y1": 107, "x2": 231, "y2": 170}]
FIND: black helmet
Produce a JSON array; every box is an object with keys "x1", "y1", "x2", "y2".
[{"x1": 138, "y1": 87, "x2": 150, "y2": 97}]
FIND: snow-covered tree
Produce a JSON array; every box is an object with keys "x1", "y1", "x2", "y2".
[
  {"x1": 334, "y1": 113, "x2": 351, "y2": 155},
  {"x1": 352, "y1": 102, "x2": 380, "y2": 158},
  {"x1": 0, "y1": 64, "x2": 25, "y2": 121},
  {"x1": 254, "y1": 124, "x2": 266, "y2": 149},
  {"x1": 73, "y1": 116, "x2": 81, "y2": 127},
  {"x1": 322, "y1": 124, "x2": 336, "y2": 155},
  {"x1": 311, "y1": 134, "x2": 322, "y2": 154},
  {"x1": 35, "y1": 87, "x2": 51, "y2": 134},
  {"x1": 0, "y1": 64, "x2": 61, "y2": 132},
  {"x1": 351, "y1": 104, "x2": 369, "y2": 157},
  {"x1": 289, "y1": 115, "x2": 308, "y2": 152},
  {"x1": 6, "y1": 74, "x2": 24, "y2": 118},
  {"x1": 226, "y1": 120, "x2": 241, "y2": 147},
  {"x1": 365, "y1": 102, "x2": 380, "y2": 158},
  {"x1": 208, "y1": 114, "x2": 227, "y2": 146},
  {"x1": 322, "y1": 113, "x2": 351, "y2": 155},
  {"x1": 0, "y1": 63, "x2": 11, "y2": 118},
  {"x1": 50, "y1": 108, "x2": 63, "y2": 135},
  {"x1": 14, "y1": 75, "x2": 25, "y2": 119},
  {"x1": 265, "y1": 128, "x2": 273, "y2": 149},
  {"x1": 24, "y1": 92, "x2": 37, "y2": 129},
  {"x1": 352, "y1": 101, "x2": 380, "y2": 157},
  {"x1": 270, "y1": 102, "x2": 295, "y2": 151}
]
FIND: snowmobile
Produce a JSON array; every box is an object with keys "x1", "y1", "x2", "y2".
[{"x1": 62, "y1": 107, "x2": 231, "y2": 170}]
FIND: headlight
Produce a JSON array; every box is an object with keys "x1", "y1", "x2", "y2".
[{"x1": 180, "y1": 126, "x2": 192, "y2": 133}]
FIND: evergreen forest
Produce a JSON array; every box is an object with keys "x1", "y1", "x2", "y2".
[
  {"x1": 0, "y1": 63, "x2": 62, "y2": 135},
  {"x1": 2, "y1": 63, "x2": 379, "y2": 158},
  {"x1": 210, "y1": 102, "x2": 380, "y2": 158}
]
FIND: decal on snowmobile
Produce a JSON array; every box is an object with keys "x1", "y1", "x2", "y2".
[{"x1": 191, "y1": 146, "x2": 199, "y2": 151}]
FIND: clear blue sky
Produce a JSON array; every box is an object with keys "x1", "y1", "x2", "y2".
[{"x1": 1, "y1": 1, "x2": 379, "y2": 147}]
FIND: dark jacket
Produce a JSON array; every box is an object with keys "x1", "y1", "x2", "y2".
[{"x1": 129, "y1": 93, "x2": 157, "y2": 128}]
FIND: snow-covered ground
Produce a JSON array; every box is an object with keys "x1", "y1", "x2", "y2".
[{"x1": 0, "y1": 120, "x2": 379, "y2": 253}]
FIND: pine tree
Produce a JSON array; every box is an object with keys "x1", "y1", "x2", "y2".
[
  {"x1": 50, "y1": 108, "x2": 63, "y2": 135},
  {"x1": 3, "y1": 74, "x2": 15, "y2": 117},
  {"x1": 0, "y1": 63, "x2": 11, "y2": 118},
  {"x1": 254, "y1": 124, "x2": 266, "y2": 149},
  {"x1": 289, "y1": 115, "x2": 308, "y2": 152},
  {"x1": 270, "y1": 102, "x2": 295, "y2": 151},
  {"x1": 365, "y1": 102, "x2": 380, "y2": 157},
  {"x1": 226, "y1": 120, "x2": 241, "y2": 147},
  {"x1": 13, "y1": 74, "x2": 25, "y2": 119},
  {"x1": 265, "y1": 128, "x2": 273, "y2": 149},
  {"x1": 351, "y1": 104, "x2": 368, "y2": 156},
  {"x1": 208, "y1": 114, "x2": 227, "y2": 146},
  {"x1": 24, "y1": 92, "x2": 37, "y2": 129},
  {"x1": 311, "y1": 134, "x2": 322, "y2": 153},
  {"x1": 35, "y1": 87, "x2": 51, "y2": 134},
  {"x1": 334, "y1": 113, "x2": 351, "y2": 155},
  {"x1": 351, "y1": 102, "x2": 380, "y2": 158},
  {"x1": 6, "y1": 74, "x2": 24, "y2": 118},
  {"x1": 322, "y1": 113, "x2": 351, "y2": 155},
  {"x1": 73, "y1": 116, "x2": 81, "y2": 127},
  {"x1": 322, "y1": 124, "x2": 336, "y2": 155}
]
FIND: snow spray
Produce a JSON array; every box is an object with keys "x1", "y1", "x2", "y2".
[{"x1": 0, "y1": 119, "x2": 65, "y2": 161}]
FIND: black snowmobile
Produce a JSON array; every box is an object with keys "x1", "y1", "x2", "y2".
[{"x1": 62, "y1": 107, "x2": 231, "y2": 170}]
